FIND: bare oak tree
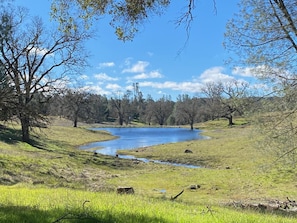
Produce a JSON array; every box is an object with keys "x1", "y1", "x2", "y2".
[
  {"x1": 202, "y1": 80, "x2": 249, "y2": 126},
  {"x1": 147, "y1": 95, "x2": 174, "y2": 126},
  {"x1": 62, "y1": 89, "x2": 88, "y2": 128},
  {"x1": 174, "y1": 94, "x2": 200, "y2": 130},
  {"x1": 0, "y1": 5, "x2": 89, "y2": 143},
  {"x1": 110, "y1": 91, "x2": 133, "y2": 125}
]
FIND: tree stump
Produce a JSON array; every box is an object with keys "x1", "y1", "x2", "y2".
[{"x1": 117, "y1": 187, "x2": 135, "y2": 194}]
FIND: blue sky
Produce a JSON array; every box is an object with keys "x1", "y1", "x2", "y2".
[{"x1": 13, "y1": 0, "x2": 260, "y2": 100}]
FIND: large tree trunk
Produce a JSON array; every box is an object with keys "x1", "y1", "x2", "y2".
[
  {"x1": 227, "y1": 115, "x2": 234, "y2": 126},
  {"x1": 73, "y1": 106, "x2": 79, "y2": 127},
  {"x1": 190, "y1": 120, "x2": 194, "y2": 130},
  {"x1": 73, "y1": 116, "x2": 78, "y2": 127},
  {"x1": 118, "y1": 113, "x2": 124, "y2": 125},
  {"x1": 20, "y1": 115, "x2": 30, "y2": 143}
]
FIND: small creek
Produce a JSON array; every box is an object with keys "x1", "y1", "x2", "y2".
[{"x1": 80, "y1": 127, "x2": 206, "y2": 168}]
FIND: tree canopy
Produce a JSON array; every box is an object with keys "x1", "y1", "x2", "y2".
[
  {"x1": 225, "y1": 0, "x2": 297, "y2": 80},
  {"x1": 225, "y1": 0, "x2": 297, "y2": 165},
  {"x1": 50, "y1": 0, "x2": 204, "y2": 41},
  {"x1": 51, "y1": 0, "x2": 172, "y2": 41}
]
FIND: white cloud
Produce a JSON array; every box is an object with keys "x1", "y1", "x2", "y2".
[
  {"x1": 85, "y1": 81, "x2": 94, "y2": 85},
  {"x1": 80, "y1": 64, "x2": 265, "y2": 98},
  {"x1": 80, "y1": 85, "x2": 111, "y2": 95},
  {"x1": 98, "y1": 62, "x2": 115, "y2": 68},
  {"x1": 129, "y1": 70, "x2": 163, "y2": 80},
  {"x1": 79, "y1": 74, "x2": 89, "y2": 80},
  {"x1": 125, "y1": 85, "x2": 134, "y2": 91},
  {"x1": 106, "y1": 83, "x2": 122, "y2": 91},
  {"x1": 232, "y1": 66, "x2": 258, "y2": 77},
  {"x1": 135, "y1": 66, "x2": 252, "y2": 95},
  {"x1": 94, "y1": 73, "x2": 119, "y2": 81},
  {"x1": 139, "y1": 81, "x2": 203, "y2": 93},
  {"x1": 122, "y1": 61, "x2": 149, "y2": 73},
  {"x1": 132, "y1": 73, "x2": 148, "y2": 79},
  {"x1": 231, "y1": 65, "x2": 288, "y2": 79},
  {"x1": 198, "y1": 66, "x2": 235, "y2": 83},
  {"x1": 40, "y1": 77, "x2": 68, "y2": 92}
]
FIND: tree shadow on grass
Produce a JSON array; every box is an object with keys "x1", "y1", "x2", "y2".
[
  {"x1": 29, "y1": 136, "x2": 53, "y2": 151},
  {"x1": 0, "y1": 205, "x2": 169, "y2": 223},
  {"x1": 0, "y1": 125, "x2": 51, "y2": 151},
  {"x1": 0, "y1": 125, "x2": 22, "y2": 144},
  {"x1": 0, "y1": 125, "x2": 145, "y2": 172}
]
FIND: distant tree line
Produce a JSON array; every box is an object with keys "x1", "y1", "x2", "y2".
[{"x1": 1, "y1": 78, "x2": 256, "y2": 129}]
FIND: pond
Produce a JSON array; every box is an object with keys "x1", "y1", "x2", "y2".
[{"x1": 80, "y1": 127, "x2": 207, "y2": 168}]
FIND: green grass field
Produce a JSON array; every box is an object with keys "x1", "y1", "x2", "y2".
[{"x1": 0, "y1": 117, "x2": 296, "y2": 222}]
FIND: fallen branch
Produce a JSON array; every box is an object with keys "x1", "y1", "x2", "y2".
[
  {"x1": 171, "y1": 189, "x2": 184, "y2": 200},
  {"x1": 52, "y1": 213, "x2": 71, "y2": 223},
  {"x1": 52, "y1": 200, "x2": 95, "y2": 223}
]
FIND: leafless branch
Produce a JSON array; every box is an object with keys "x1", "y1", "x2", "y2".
[{"x1": 170, "y1": 189, "x2": 184, "y2": 200}]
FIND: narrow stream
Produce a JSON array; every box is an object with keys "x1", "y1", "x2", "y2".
[{"x1": 80, "y1": 127, "x2": 207, "y2": 168}]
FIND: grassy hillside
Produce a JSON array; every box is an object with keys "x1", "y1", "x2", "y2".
[{"x1": 0, "y1": 117, "x2": 296, "y2": 222}]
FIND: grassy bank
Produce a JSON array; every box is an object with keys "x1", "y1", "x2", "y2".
[{"x1": 0, "y1": 118, "x2": 296, "y2": 222}]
